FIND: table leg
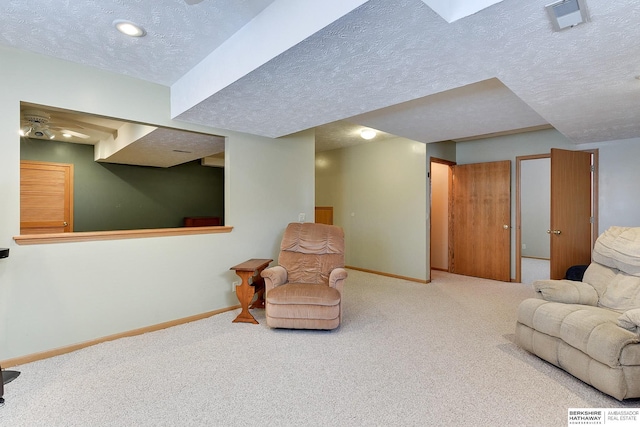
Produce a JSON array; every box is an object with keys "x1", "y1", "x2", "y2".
[
  {"x1": 233, "y1": 270, "x2": 258, "y2": 324},
  {"x1": 249, "y1": 271, "x2": 266, "y2": 309}
]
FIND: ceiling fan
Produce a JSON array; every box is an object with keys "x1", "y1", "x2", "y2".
[{"x1": 20, "y1": 109, "x2": 92, "y2": 141}]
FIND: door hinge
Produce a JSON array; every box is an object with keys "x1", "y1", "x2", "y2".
[
  {"x1": 590, "y1": 216, "x2": 595, "y2": 224},
  {"x1": 591, "y1": 165, "x2": 595, "y2": 172}
]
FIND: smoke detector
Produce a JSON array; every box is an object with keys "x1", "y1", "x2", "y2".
[{"x1": 546, "y1": 0, "x2": 589, "y2": 31}]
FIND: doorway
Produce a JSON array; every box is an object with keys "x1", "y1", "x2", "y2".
[
  {"x1": 517, "y1": 155, "x2": 551, "y2": 284},
  {"x1": 430, "y1": 158, "x2": 455, "y2": 276},
  {"x1": 430, "y1": 158, "x2": 511, "y2": 282},
  {"x1": 515, "y1": 149, "x2": 598, "y2": 283}
]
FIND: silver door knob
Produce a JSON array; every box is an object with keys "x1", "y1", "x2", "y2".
[
  {"x1": 546, "y1": 229, "x2": 561, "y2": 235},
  {"x1": 503, "y1": 224, "x2": 509, "y2": 229},
  {"x1": 63, "y1": 221, "x2": 68, "y2": 227}
]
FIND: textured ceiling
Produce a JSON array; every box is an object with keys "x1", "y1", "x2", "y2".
[
  {"x1": 3, "y1": 0, "x2": 640, "y2": 158},
  {"x1": 174, "y1": 0, "x2": 640, "y2": 145},
  {"x1": 314, "y1": 121, "x2": 396, "y2": 153},
  {"x1": 20, "y1": 103, "x2": 224, "y2": 168},
  {"x1": 101, "y1": 127, "x2": 225, "y2": 168},
  {"x1": 2, "y1": 0, "x2": 275, "y2": 86},
  {"x1": 349, "y1": 78, "x2": 550, "y2": 143}
]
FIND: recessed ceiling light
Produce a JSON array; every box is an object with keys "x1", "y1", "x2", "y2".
[
  {"x1": 360, "y1": 129, "x2": 377, "y2": 140},
  {"x1": 62, "y1": 133, "x2": 72, "y2": 138},
  {"x1": 113, "y1": 19, "x2": 147, "y2": 37}
]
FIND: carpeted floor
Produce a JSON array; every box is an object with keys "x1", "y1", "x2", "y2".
[
  {"x1": 521, "y1": 257, "x2": 550, "y2": 285},
  {"x1": 1, "y1": 270, "x2": 638, "y2": 426}
]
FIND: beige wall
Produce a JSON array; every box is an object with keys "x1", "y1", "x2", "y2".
[
  {"x1": 580, "y1": 137, "x2": 640, "y2": 232},
  {"x1": 0, "y1": 46, "x2": 315, "y2": 361},
  {"x1": 316, "y1": 137, "x2": 428, "y2": 281}
]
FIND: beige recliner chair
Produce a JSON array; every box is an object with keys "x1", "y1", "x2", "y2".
[{"x1": 261, "y1": 222, "x2": 347, "y2": 330}]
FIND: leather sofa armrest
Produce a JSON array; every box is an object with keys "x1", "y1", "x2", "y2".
[
  {"x1": 261, "y1": 266, "x2": 287, "y2": 292},
  {"x1": 533, "y1": 279, "x2": 599, "y2": 305},
  {"x1": 329, "y1": 267, "x2": 348, "y2": 294}
]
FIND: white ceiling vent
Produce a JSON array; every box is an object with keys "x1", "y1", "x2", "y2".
[{"x1": 546, "y1": 0, "x2": 589, "y2": 31}]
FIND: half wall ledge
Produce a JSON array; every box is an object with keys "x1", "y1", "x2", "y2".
[{"x1": 13, "y1": 225, "x2": 233, "y2": 245}]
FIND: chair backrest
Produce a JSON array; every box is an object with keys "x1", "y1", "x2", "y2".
[
  {"x1": 592, "y1": 226, "x2": 640, "y2": 277},
  {"x1": 278, "y1": 222, "x2": 345, "y2": 285},
  {"x1": 586, "y1": 226, "x2": 640, "y2": 312}
]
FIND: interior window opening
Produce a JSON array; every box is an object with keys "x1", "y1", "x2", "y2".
[{"x1": 17, "y1": 102, "x2": 227, "y2": 243}]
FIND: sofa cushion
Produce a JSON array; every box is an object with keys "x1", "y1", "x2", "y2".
[
  {"x1": 278, "y1": 223, "x2": 345, "y2": 286},
  {"x1": 266, "y1": 302, "x2": 340, "y2": 321},
  {"x1": 593, "y1": 226, "x2": 640, "y2": 276},
  {"x1": 516, "y1": 321, "x2": 640, "y2": 400},
  {"x1": 280, "y1": 222, "x2": 344, "y2": 255},
  {"x1": 582, "y1": 262, "x2": 616, "y2": 299},
  {"x1": 533, "y1": 279, "x2": 598, "y2": 305},
  {"x1": 581, "y1": 261, "x2": 640, "y2": 312},
  {"x1": 267, "y1": 283, "x2": 340, "y2": 306},
  {"x1": 517, "y1": 298, "x2": 640, "y2": 368},
  {"x1": 560, "y1": 308, "x2": 638, "y2": 368},
  {"x1": 266, "y1": 283, "x2": 341, "y2": 324},
  {"x1": 598, "y1": 272, "x2": 640, "y2": 312}
]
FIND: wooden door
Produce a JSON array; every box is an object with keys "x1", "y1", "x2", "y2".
[
  {"x1": 20, "y1": 161, "x2": 73, "y2": 234},
  {"x1": 315, "y1": 206, "x2": 333, "y2": 225},
  {"x1": 549, "y1": 149, "x2": 592, "y2": 279},
  {"x1": 451, "y1": 160, "x2": 511, "y2": 281}
]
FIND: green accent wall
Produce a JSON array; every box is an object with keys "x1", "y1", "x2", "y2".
[{"x1": 20, "y1": 137, "x2": 224, "y2": 231}]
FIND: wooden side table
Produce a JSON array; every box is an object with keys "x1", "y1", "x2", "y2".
[{"x1": 230, "y1": 258, "x2": 272, "y2": 324}]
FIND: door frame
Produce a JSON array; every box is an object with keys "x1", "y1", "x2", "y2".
[
  {"x1": 515, "y1": 149, "x2": 598, "y2": 283},
  {"x1": 429, "y1": 157, "x2": 456, "y2": 281}
]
